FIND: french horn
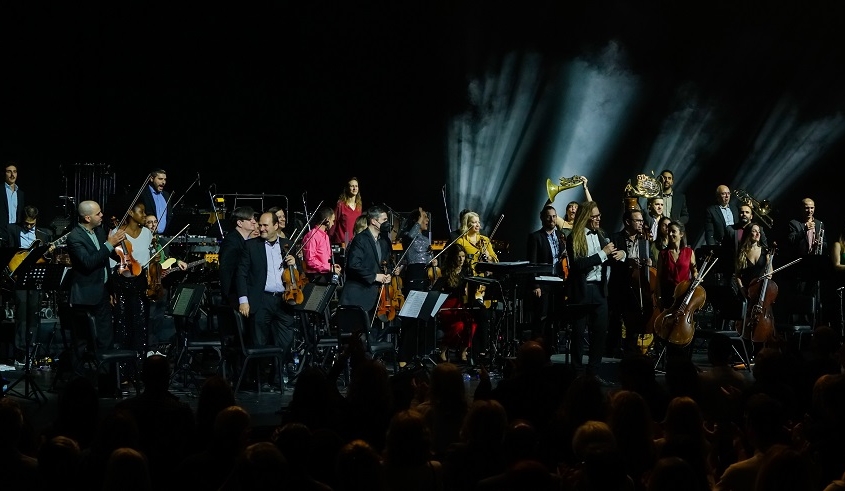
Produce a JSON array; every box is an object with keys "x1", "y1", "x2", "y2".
[
  {"x1": 623, "y1": 173, "x2": 662, "y2": 210},
  {"x1": 734, "y1": 189, "x2": 774, "y2": 228},
  {"x1": 546, "y1": 175, "x2": 585, "y2": 203}
]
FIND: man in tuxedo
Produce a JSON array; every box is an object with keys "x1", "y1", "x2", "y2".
[
  {"x1": 140, "y1": 168, "x2": 172, "y2": 235},
  {"x1": 725, "y1": 203, "x2": 769, "y2": 253},
  {"x1": 608, "y1": 208, "x2": 652, "y2": 355},
  {"x1": 236, "y1": 212, "x2": 297, "y2": 352},
  {"x1": 565, "y1": 201, "x2": 624, "y2": 384},
  {"x1": 218, "y1": 206, "x2": 256, "y2": 307},
  {"x1": 66, "y1": 200, "x2": 126, "y2": 349},
  {"x1": 339, "y1": 206, "x2": 393, "y2": 316},
  {"x1": 704, "y1": 185, "x2": 739, "y2": 246},
  {"x1": 525, "y1": 205, "x2": 566, "y2": 341}
]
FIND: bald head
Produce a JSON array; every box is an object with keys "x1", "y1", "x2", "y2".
[
  {"x1": 77, "y1": 200, "x2": 104, "y2": 228},
  {"x1": 715, "y1": 186, "x2": 731, "y2": 206}
]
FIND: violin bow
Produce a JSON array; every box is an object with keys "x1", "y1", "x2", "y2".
[
  {"x1": 115, "y1": 174, "x2": 154, "y2": 230},
  {"x1": 140, "y1": 224, "x2": 190, "y2": 269},
  {"x1": 161, "y1": 172, "x2": 200, "y2": 224},
  {"x1": 427, "y1": 229, "x2": 469, "y2": 267}
]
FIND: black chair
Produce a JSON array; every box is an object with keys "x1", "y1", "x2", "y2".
[
  {"x1": 170, "y1": 316, "x2": 224, "y2": 390},
  {"x1": 774, "y1": 293, "x2": 816, "y2": 351},
  {"x1": 333, "y1": 305, "x2": 398, "y2": 371},
  {"x1": 212, "y1": 304, "x2": 285, "y2": 396},
  {"x1": 67, "y1": 306, "x2": 140, "y2": 397},
  {"x1": 695, "y1": 296, "x2": 752, "y2": 371}
]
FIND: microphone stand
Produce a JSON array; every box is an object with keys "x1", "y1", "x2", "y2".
[{"x1": 209, "y1": 184, "x2": 224, "y2": 238}]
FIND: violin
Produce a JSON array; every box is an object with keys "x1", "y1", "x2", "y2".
[
  {"x1": 739, "y1": 248, "x2": 778, "y2": 343},
  {"x1": 655, "y1": 253, "x2": 717, "y2": 347},
  {"x1": 145, "y1": 235, "x2": 165, "y2": 300},
  {"x1": 281, "y1": 244, "x2": 307, "y2": 306},
  {"x1": 377, "y1": 261, "x2": 403, "y2": 322},
  {"x1": 427, "y1": 261, "x2": 442, "y2": 285},
  {"x1": 115, "y1": 232, "x2": 142, "y2": 277}
]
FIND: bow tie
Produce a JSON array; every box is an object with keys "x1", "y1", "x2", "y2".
[
  {"x1": 663, "y1": 193, "x2": 672, "y2": 197},
  {"x1": 587, "y1": 230, "x2": 598, "y2": 236}
]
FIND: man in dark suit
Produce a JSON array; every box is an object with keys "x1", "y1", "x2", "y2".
[
  {"x1": 140, "y1": 168, "x2": 172, "y2": 235},
  {"x1": 339, "y1": 206, "x2": 393, "y2": 316},
  {"x1": 656, "y1": 169, "x2": 689, "y2": 225},
  {"x1": 1, "y1": 162, "x2": 25, "y2": 245},
  {"x1": 565, "y1": 201, "x2": 624, "y2": 384},
  {"x1": 607, "y1": 208, "x2": 652, "y2": 355},
  {"x1": 704, "y1": 185, "x2": 739, "y2": 246},
  {"x1": 66, "y1": 200, "x2": 126, "y2": 349},
  {"x1": 217, "y1": 206, "x2": 256, "y2": 307},
  {"x1": 525, "y1": 205, "x2": 566, "y2": 341},
  {"x1": 6, "y1": 206, "x2": 54, "y2": 359},
  {"x1": 784, "y1": 197, "x2": 826, "y2": 296},
  {"x1": 235, "y1": 211, "x2": 297, "y2": 357},
  {"x1": 724, "y1": 203, "x2": 769, "y2": 253}
]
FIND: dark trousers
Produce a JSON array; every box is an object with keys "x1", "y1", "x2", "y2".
[
  {"x1": 250, "y1": 292, "x2": 296, "y2": 357},
  {"x1": 112, "y1": 274, "x2": 150, "y2": 354},
  {"x1": 73, "y1": 289, "x2": 114, "y2": 350},
  {"x1": 570, "y1": 283, "x2": 608, "y2": 375},
  {"x1": 14, "y1": 289, "x2": 41, "y2": 351}
]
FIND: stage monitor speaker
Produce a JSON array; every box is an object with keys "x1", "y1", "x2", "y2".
[{"x1": 167, "y1": 283, "x2": 206, "y2": 317}]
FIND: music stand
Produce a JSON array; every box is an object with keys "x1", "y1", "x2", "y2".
[
  {"x1": 167, "y1": 284, "x2": 207, "y2": 390},
  {"x1": 464, "y1": 275, "x2": 507, "y2": 366},
  {"x1": 294, "y1": 283, "x2": 338, "y2": 372},
  {"x1": 399, "y1": 290, "x2": 449, "y2": 368},
  {"x1": 6, "y1": 263, "x2": 70, "y2": 404}
]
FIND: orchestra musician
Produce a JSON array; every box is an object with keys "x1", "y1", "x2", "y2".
[
  {"x1": 218, "y1": 206, "x2": 257, "y2": 308},
  {"x1": 140, "y1": 168, "x2": 172, "y2": 235},
  {"x1": 656, "y1": 221, "x2": 698, "y2": 310},
  {"x1": 338, "y1": 206, "x2": 394, "y2": 316},
  {"x1": 67, "y1": 201, "x2": 126, "y2": 349},
  {"x1": 644, "y1": 196, "x2": 667, "y2": 239},
  {"x1": 397, "y1": 207, "x2": 436, "y2": 364},
  {"x1": 525, "y1": 205, "x2": 567, "y2": 342},
  {"x1": 109, "y1": 201, "x2": 155, "y2": 356},
  {"x1": 432, "y1": 245, "x2": 476, "y2": 362},
  {"x1": 704, "y1": 185, "x2": 739, "y2": 246},
  {"x1": 145, "y1": 214, "x2": 187, "y2": 346},
  {"x1": 656, "y1": 169, "x2": 690, "y2": 225},
  {"x1": 566, "y1": 201, "x2": 623, "y2": 384},
  {"x1": 6, "y1": 206, "x2": 54, "y2": 362},
  {"x1": 733, "y1": 224, "x2": 769, "y2": 299},
  {"x1": 302, "y1": 207, "x2": 342, "y2": 284},
  {"x1": 553, "y1": 176, "x2": 591, "y2": 238},
  {"x1": 650, "y1": 216, "x2": 672, "y2": 266},
  {"x1": 608, "y1": 208, "x2": 651, "y2": 355},
  {"x1": 784, "y1": 198, "x2": 826, "y2": 299},
  {"x1": 1, "y1": 161, "x2": 25, "y2": 244},
  {"x1": 330, "y1": 177, "x2": 362, "y2": 248}
]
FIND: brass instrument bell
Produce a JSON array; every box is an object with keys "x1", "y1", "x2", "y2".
[
  {"x1": 546, "y1": 175, "x2": 584, "y2": 203},
  {"x1": 734, "y1": 189, "x2": 774, "y2": 228}
]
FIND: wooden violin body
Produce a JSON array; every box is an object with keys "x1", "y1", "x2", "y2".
[
  {"x1": 146, "y1": 260, "x2": 165, "y2": 300},
  {"x1": 655, "y1": 279, "x2": 706, "y2": 347},
  {"x1": 376, "y1": 262, "x2": 404, "y2": 322},
  {"x1": 281, "y1": 245, "x2": 307, "y2": 306},
  {"x1": 115, "y1": 237, "x2": 142, "y2": 277}
]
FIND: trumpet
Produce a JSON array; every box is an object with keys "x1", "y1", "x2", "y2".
[
  {"x1": 546, "y1": 175, "x2": 585, "y2": 203},
  {"x1": 734, "y1": 189, "x2": 774, "y2": 228},
  {"x1": 815, "y1": 225, "x2": 825, "y2": 255}
]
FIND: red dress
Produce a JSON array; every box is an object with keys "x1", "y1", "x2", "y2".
[
  {"x1": 330, "y1": 200, "x2": 359, "y2": 247},
  {"x1": 437, "y1": 285, "x2": 478, "y2": 348},
  {"x1": 658, "y1": 247, "x2": 693, "y2": 308}
]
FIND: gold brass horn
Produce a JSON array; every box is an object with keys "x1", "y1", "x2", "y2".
[
  {"x1": 734, "y1": 189, "x2": 774, "y2": 228},
  {"x1": 546, "y1": 175, "x2": 584, "y2": 203},
  {"x1": 623, "y1": 173, "x2": 662, "y2": 210}
]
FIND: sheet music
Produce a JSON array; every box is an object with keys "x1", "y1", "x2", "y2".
[
  {"x1": 399, "y1": 290, "x2": 450, "y2": 318},
  {"x1": 535, "y1": 275, "x2": 564, "y2": 282},
  {"x1": 431, "y1": 292, "x2": 449, "y2": 313}
]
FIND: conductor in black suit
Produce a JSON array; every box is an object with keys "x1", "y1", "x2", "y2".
[
  {"x1": 704, "y1": 185, "x2": 739, "y2": 246},
  {"x1": 235, "y1": 212, "x2": 297, "y2": 355},
  {"x1": 217, "y1": 206, "x2": 257, "y2": 307},
  {"x1": 525, "y1": 205, "x2": 566, "y2": 341},
  {"x1": 66, "y1": 200, "x2": 127, "y2": 349},
  {"x1": 565, "y1": 201, "x2": 624, "y2": 383},
  {"x1": 339, "y1": 206, "x2": 394, "y2": 316},
  {"x1": 140, "y1": 168, "x2": 172, "y2": 235}
]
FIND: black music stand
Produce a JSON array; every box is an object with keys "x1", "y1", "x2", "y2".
[
  {"x1": 399, "y1": 289, "x2": 449, "y2": 368},
  {"x1": 6, "y1": 263, "x2": 70, "y2": 404},
  {"x1": 167, "y1": 284, "x2": 208, "y2": 390},
  {"x1": 556, "y1": 302, "x2": 601, "y2": 366},
  {"x1": 294, "y1": 283, "x2": 338, "y2": 373},
  {"x1": 465, "y1": 276, "x2": 507, "y2": 366}
]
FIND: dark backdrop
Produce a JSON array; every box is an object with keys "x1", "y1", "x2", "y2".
[{"x1": 2, "y1": 2, "x2": 843, "y2": 258}]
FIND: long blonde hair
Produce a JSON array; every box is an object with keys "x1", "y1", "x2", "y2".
[
  {"x1": 460, "y1": 211, "x2": 480, "y2": 236},
  {"x1": 570, "y1": 201, "x2": 599, "y2": 258}
]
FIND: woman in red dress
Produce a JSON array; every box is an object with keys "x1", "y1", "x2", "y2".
[
  {"x1": 656, "y1": 221, "x2": 698, "y2": 309},
  {"x1": 433, "y1": 245, "x2": 477, "y2": 362},
  {"x1": 329, "y1": 177, "x2": 362, "y2": 248}
]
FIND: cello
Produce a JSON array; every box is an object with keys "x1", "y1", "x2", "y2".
[
  {"x1": 738, "y1": 251, "x2": 802, "y2": 344},
  {"x1": 655, "y1": 253, "x2": 718, "y2": 347},
  {"x1": 630, "y1": 231, "x2": 660, "y2": 350}
]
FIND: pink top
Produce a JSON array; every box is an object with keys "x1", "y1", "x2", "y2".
[
  {"x1": 330, "y1": 200, "x2": 359, "y2": 246},
  {"x1": 302, "y1": 227, "x2": 333, "y2": 274}
]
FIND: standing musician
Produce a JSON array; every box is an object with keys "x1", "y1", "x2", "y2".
[
  {"x1": 218, "y1": 206, "x2": 257, "y2": 308},
  {"x1": 338, "y1": 206, "x2": 395, "y2": 317},
  {"x1": 236, "y1": 212, "x2": 298, "y2": 387},
  {"x1": 550, "y1": 176, "x2": 592, "y2": 237},
  {"x1": 145, "y1": 214, "x2": 187, "y2": 346},
  {"x1": 397, "y1": 207, "x2": 436, "y2": 364},
  {"x1": 1, "y1": 161, "x2": 25, "y2": 243},
  {"x1": 140, "y1": 168, "x2": 172, "y2": 235},
  {"x1": 656, "y1": 221, "x2": 698, "y2": 310},
  {"x1": 566, "y1": 201, "x2": 623, "y2": 383},
  {"x1": 650, "y1": 216, "x2": 672, "y2": 265},
  {"x1": 704, "y1": 185, "x2": 739, "y2": 246},
  {"x1": 608, "y1": 208, "x2": 653, "y2": 355},
  {"x1": 6, "y1": 205, "x2": 54, "y2": 362},
  {"x1": 67, "y1": 201, "x2": 126, "y2": 350},
  {"x1": 784, "y1": 198, "x2": 826, "y2": 300},
  {"x1": 656, "y1": 169, "x2": 690, "y2": 225},
  {"x1": 526, "y1": 205, "x2": 567, "y2": 342},
  {"x1": 329, "y1": 177, "x2": 362, "y2": 248},
  {"x1": 302, "y1": 207, "x2": 342, "y2": 284},
  {"x1": 109, "y1": 201, "x2": 155, "y2": 356},
  {"x1": 454, "y1": 211, "x2": 498, "y2": 361}
]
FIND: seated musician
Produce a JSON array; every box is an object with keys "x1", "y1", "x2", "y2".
[
  {"x1": 656, "y1": 221, "x2": 698, "y2": 310},
  {"x1": 432, "y1": 245, "x2": 476, "y2": 363},
  {"x1": 733, "y1": 224, "x2": 769, "y2": 300}
]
